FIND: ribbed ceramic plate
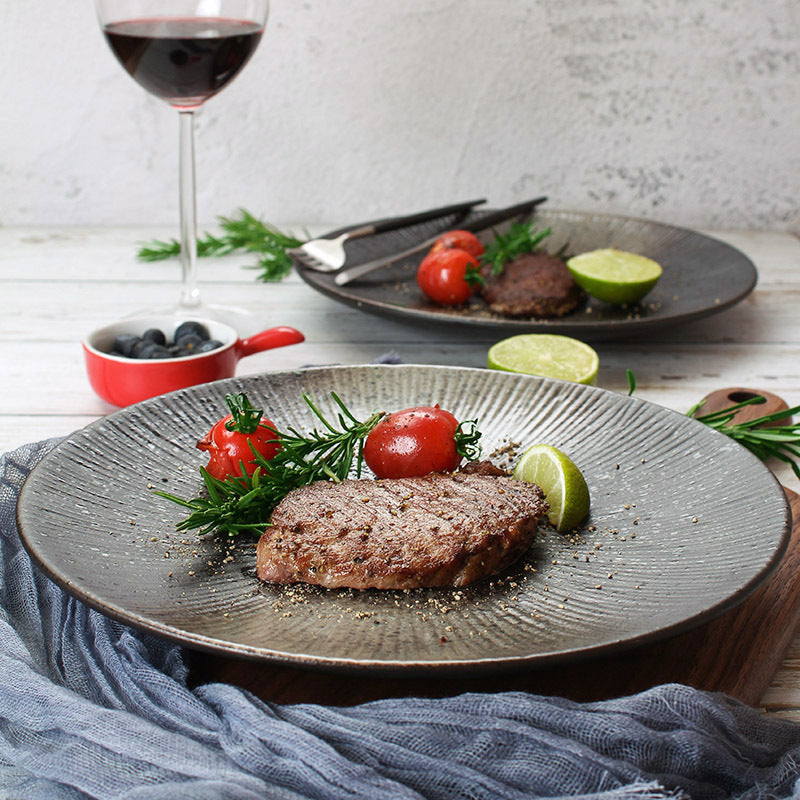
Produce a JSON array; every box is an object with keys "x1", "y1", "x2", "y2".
[
  {"x1": 293, "y1": 209, "x2": 757, "y2": 340},
  {"x1": 17, "y1": 366, "x2": 790, "y2": 675}
]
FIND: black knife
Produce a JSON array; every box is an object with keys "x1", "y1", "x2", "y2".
[{"x1": 333, "y1": 196, "x2": 547, "y2": 286}]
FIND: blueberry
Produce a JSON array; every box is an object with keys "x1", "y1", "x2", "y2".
[
  {"x1": 175, "y1": 333, "x2": 204, "y2": 352},
  {"x1": 131, "y1": 338, "x2": 152, "y2": 358},
  {"x1": 113, "y1": 333, "x2": 140, "y2": 357},
  {"x1": 139, "y1": 343, "x2": 171, "y2": 359},
  {"x1": 174, "y1": 321, "x2": 209, "y2": 342},
  {"x1": 142, "y1": 328, "x2": 167, "y2": 346},
  {"x1": 195, "y1": 339, "x2": 223, "y2": 354}
]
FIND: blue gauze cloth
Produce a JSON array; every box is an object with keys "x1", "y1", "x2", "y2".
[{"x1": 2, "y1": 438, "x2": 800, "y2": 800}]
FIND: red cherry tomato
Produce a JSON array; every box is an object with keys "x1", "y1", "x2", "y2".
[
  {"x1": 197, "y1": 394, "x2": 281, "y2": 480},
  {"x1": 364, "y1": 405, "x2": 467, "y2": 479},
  {"x1": 430, "y1": 230, "x2": 485, "y2": 258},
  {"x1": 417, "y1": 249, "x2": 479, "y2": 306}
]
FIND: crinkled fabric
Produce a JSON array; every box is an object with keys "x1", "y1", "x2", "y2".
[{"x1": 2, "y1": 439, "x2": 800, "y2": 800}]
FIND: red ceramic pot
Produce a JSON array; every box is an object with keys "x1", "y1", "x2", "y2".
[{"x1": 83, "y1": 316, "x2": 304, "y2": 407}]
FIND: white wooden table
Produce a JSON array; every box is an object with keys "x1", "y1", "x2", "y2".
[{"x1": 2, "y1": 224, "x2": 799, "y2": 718}]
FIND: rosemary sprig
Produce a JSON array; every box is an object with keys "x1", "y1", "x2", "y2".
[
  {"x1": 480, "y1": 221, "x2": 553, "y2": 276},
  {"x1": 626, "y1": 370, "x2": 800, "y2": 478},
  {"x1": 156, "y1": 392, "x2": 385, "y2": 536},
  {"x1": 137, "y1": 208, "x2": 305, "y2": 282},
  {"x1": 688, "y1": 395, "x2": 800, "y2": 479}
]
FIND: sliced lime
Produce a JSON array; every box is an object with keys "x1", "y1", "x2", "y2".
[
  {"x1": 487, "y1": 334, "x2": 599, "y2": 385},
  {"x1": 566, "y1": 248, "x2": 662, "y2": 305},
  {"x1": 513, "y1": 444, "x2": 590, "y2": 532}
]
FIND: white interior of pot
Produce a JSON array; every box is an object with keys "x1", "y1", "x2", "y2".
[{"x1": 84, "y1": 316, "x2": 237, "y2": 362}]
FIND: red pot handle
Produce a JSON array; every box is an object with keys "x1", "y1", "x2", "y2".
[{"x1": 235, "y1": 326, "x2": 305, "y2": 358}]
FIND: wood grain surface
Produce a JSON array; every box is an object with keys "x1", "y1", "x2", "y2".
[
  {"x1": 188, "y1": 488, "x2": 800, "y2": 708},
  {"x1": 3, "y1": 226, "x2": 800, "y2": 718}
]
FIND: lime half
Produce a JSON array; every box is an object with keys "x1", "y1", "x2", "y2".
[
  {"x1": 487, "y1": 334, "x2": 599, "y2": 385},
  {"x1": 513, "y1": 444, "x2": 590, "y2": 532},
  {"x1": 566, "y1": 248, "x2": 662, "y2": 305}
]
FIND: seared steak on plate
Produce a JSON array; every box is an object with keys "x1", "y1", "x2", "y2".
[
  {"x1": 481, "y1": 252, "x2": 583, "y2": 318},
  {"x1": 256, "y1": 462, "x2": 548, "y2": 589}
]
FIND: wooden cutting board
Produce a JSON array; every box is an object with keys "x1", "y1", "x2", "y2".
[{"x1": 189, "y1": 487, "x2": 800, "y2": 708}]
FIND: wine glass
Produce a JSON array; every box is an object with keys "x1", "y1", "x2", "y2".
[{"x1": 95, "y1": 0, "x2": 270, "y2": 329}]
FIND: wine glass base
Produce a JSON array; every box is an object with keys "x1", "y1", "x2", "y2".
[{"x1": 123, "y1": 302, "x2": 267, "y2": 336}]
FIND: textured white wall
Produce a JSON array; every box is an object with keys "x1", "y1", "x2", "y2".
[{"x1": 2, "y1": 0, "x2": 798, "y2": 230}]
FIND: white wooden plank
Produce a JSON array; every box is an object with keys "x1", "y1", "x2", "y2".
[
  {"x1": 700, "y1": 229, "x2": 800, "y2": 286},
  {"x1": 1, "y1": 277, "x2": 800, "y2": 348},
  {"x1": 5, "y1": 336, "x2": 800, "y2": 411},
  {"x1": 0, "y1": 418, "x2": 100, "y2": 453},
  {"x1": 0, "y1": 225, "x2": 313, "y2": 284},
  {"x1": 1, "y1": 226, "x2": 798, "y2": 285}
]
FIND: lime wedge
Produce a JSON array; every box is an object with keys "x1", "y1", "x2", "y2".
[
  {"x1": 487, "y1": 334, "x2": 599, "y2": 385},
  {"x1": 566, "y1": 248, "x2": 662, "y2": 305},
  {"x1": 513, "y1": 444, "x2": 590, "y2": 532}
]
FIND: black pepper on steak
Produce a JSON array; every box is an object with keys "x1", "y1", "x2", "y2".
[{"x1": 256, "y1": 462, "x2": 549, "y2": 590}]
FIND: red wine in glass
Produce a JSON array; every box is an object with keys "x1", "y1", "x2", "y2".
[
  {"x1": 95, "y1": 0, "x2": 270, "y2": 329},
  {"x1": 103, "y1": 18, "x2": 263, "y2": 109}
]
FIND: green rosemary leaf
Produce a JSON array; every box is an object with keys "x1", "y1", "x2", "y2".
[
  {"x1": 691, "y1": 395, "x2": 766, "y2": 424},
  {"x1": 738, "y1": 429, "x2": 800, "y2": 443},
  {"x1": 626, "y1": 369, "x2": 637, "y2": 397},
  {"x1": 152, "y1": 490, "x2": 201, "y2": 510},
  {"x1": 728, "y1": 405, "x2": 800, "y2": 428},
  {"x1": 136, "y1": 208, "x2": 305, "y2": 282},
  {"x1": 481, "y1": 222, "x2": 553, "y2": 276},
  {"x1": 768, "y1": 449, "x2": 800, "y2": 480},
  {"x1": 202, "y1": 468, "x2": 223, "y2": 505},
  {"x1": 137, "y1": 239, "x2": 180, "y2": 261}
]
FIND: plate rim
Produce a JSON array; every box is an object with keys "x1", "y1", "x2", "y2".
[{"x1": 16, "y1": 364, "x2": 791, "y2": 675}]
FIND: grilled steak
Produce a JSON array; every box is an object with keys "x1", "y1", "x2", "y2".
[
  {"x1": 256, "y1": 462, "x2": 548, "y2": 590},
  {"x1": 481, "y1": 252, "x2": 583, "y2": 317}
]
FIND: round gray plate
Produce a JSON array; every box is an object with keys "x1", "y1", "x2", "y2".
[
  {"x1": 294, "y1": 209, "x2": 757, "y2": 340},
  {"x1": 17, "y1": 366, "x2": 790, "y2": 675}
]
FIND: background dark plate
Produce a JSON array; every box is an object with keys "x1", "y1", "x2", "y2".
[
  {"x1": 293, "y1": 209, "x2": 757, "y2": 340},
  {"x1": 17, "y1": 366, "x2": 790, "y2": 675}
]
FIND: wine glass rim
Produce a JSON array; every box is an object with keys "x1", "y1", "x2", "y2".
[
  {"x1": 100, "y1": 15, "x2": 266, "y2": 26},
  {"x1": 94, "y1": 1, "x2": 269, "y2": 25}
]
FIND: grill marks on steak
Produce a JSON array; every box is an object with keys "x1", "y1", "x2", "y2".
[
  {"x1": 480, "y1": 252, "x2": 584, "y2": 318},
  {"x1": 256, "y1": 464, "x2": 548, "y2": 590}
]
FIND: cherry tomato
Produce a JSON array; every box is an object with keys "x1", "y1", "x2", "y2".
[
  {"x1": 430, "y1": 229, "x2": 485, "y2": 258},
  {"x1": 197, "y1": 393, "x2": 281, "y2": 480},
  {"x1": 364, "y1": 405, "x2": 479, "y2": 479},
  {"x1": 417, "y1": 249, "x2": 480, "y2": 306}
]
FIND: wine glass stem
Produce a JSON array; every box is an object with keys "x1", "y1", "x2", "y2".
[{"x1": 178, "y1": 109, "x2": 201, "y2": 309}]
